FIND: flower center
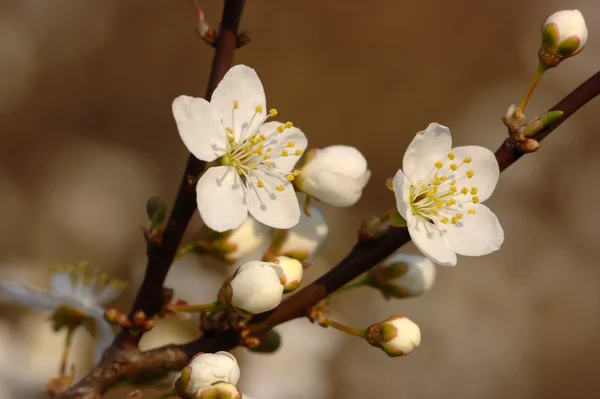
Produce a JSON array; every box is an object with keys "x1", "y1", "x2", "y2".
[
  {"x1": 409, "y1": 152, "x2": 479, "y2": 226},
  {"x1": 219, "y1": 101, "x2": 303, "y2": 193}
]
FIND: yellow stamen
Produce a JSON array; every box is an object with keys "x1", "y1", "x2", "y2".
[
  {"x1": 441, "y1": 217, "x2": 448, "y2": 224},
  {"x1": 294, "y1": 149, "x2": 303, "y2": 156},
  {"x1": 281, "y1": 149, "x2": 288, "y2": 156},
  {"x1": 233, "y1": 100, "x2": 239, "y2": 109},
  {"x1": 470, "y1": 187, "x2": 478, "y2": 195},
  {"x1": 255, "y1": 105, "x2": 263, "y2": 113},
  {"x1": 472, "y1": 196, "x2": 480, "y2": 204},
  {"x1": 434, "y1": 161, "x2": 443, "y2": 169},
  {"x1": 447, "y1": 152, "x2": 455, "y2": 160},
  {"x1": 466, "y1": 170, "x2": 474, "y2": 178},
  {"x1": 257, "y1": 180, "x2": 264, "y2": 188},
  {"x1": 461, "y1": 187, "x2": 468, "y2": 195},
  {"x1": 269, "y1": 108, "x2": 278, "y2": 117},
  {"x1": 450, "y1": 163, "x2": 458, "y2": 171},
  {"x1": 276, "y1": 185, "x2": 285, "y2": 192},
  {"x1": 464, "y1": 157, "x2": 472, "y2": 163},
  {"x1": 287, "y1": 141, "x2": 295, "y2": 147},
  {"x1": 277, "y1": 125, "x2": 285, "y2": 133},
  {"x1": 284, "y1": 121, "x2": 293, "y2": 129},
  {"x1": 468, "y1": 209, "x2": 476, "y2": 215},
  {"x1": 285, "y1": 174, "x2": 295, "y2": 181}
]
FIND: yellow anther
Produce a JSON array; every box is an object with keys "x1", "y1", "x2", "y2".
[
  {"x1": 287, "y1": 141, "x2": 295, "y2": 147},
  {"x1": 432, "y1": 176, "x2": 442, "y2": 186},
  {"x1": 450, "y1": 163, "x2": 458, "y2": 171},
  {"x1": 434, "y1": 161, "x2": 443, "y2": 169},
  {"x1": 263, "y1": 154, "x2": 271, "y2": 160},
  {"x1": 470, "y1": 187, "x2": 478, "y2": 195},
  {"x1": 435, "y1": 201, "x2": 443, "y2": 209},
  {"x1": 249, "y1": 163, "x2": 258, "y2": 169},
  {"x1": 420, "y1": 184, "x2": 428, "y2": 191},
  {"x1": 265, "y1": 161, "x2": 272, "y2": 167},
  {"x1": 450, "y1": 179, "x2": 457, "y2": 186},
  {"x1": 464, "y1": 157, "x2": 472, "y2": 163},
  {"x1": 293, "y1": 169, "x2": 301, "y2": 176},
  {"x1": 294, "y1": 149, "x2": 303, "y2": 156},
  {"x1": 257, "y1": 180, "x2": 264, "y2": 188},
  {"x1": 467, "y1": 209, "x2": 476, "y2": 215},
  {"x1": 228, "y1": 135, "x2": 235, "y2": 143},
  {"x1": 276, "y1": 185, "x2": 285, "y2": 192},
  {"x1": 448, "y1": 152, "x2": 456, "y2": 160},
  {"x1": 233, "y1": 100, "x2": 239, "y2": 109},
  {"x1": 255, "y1": 105, "x2": 264, "y2": 113},
  {"x1": 226, "y1": 127, "x2": 233, "y2": 134},
  {"x1": 243, "y1": 145, "x2": 251, "y2": 152},
  {"x1": 441, "y1": 217, "x2": 449, "y2": 224},
  {"x1": 269, "y1": 108, "x2": 278, "y2": 117},
  {"x1": 431, "y1": 209, "x2": 438, "y2": 215},
  {"x1": 259, "y1": 134, "x2": 267, "y2": 141},
  {"x1": 426, "y1": 190, "x2": 436, "y2": 198},
  {"x1": 284, "y1": 121, "x2": 293, "y2": 129},
  {"x1": 281, "y1": 149, "x2": 289, "y2": 156},
  {"x1": 466, "y1": 170, "x2": 474, "y2": 178},
  {"x1": 266, "y1": 147, "x2": 272, "y2": 152},
  {"x1": 277, "y1": 125, "x2": 285, "y2": 133},
  {"x1": 472, "y1": 196, "x2": 480, "y2": 204},
  {"x1": 461, "y1": 187, "x2": 468, "y2": 195},
  {"x1": 456, "y1": 213, "x2": 463, "y2": 220},
  {"x1": 440, "y1": 176, "x2": 447, "y2": 181},
  {"x1": 450, "y1": 186, "x2": 458, "y2": 194},
  {"x1": 285, "y1": 174, "x2": 295, "y2": 181},
  {"x1": 451, "y1": 216, "x2": 458, "y2": 224}
]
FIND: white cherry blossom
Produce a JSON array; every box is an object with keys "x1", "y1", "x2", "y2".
[
  {"x1": 172, "y1": 65, "x2": 307, "y2": 232},
  {"x1": 392, "y1": 123, "x2": 503, "y2": 266},
  {"x1": 0, "y1": 262, "x2": 125, "y2": 361}
]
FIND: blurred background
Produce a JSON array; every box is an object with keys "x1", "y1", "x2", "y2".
[{"x1": 1, "y1": 0, "x2": 600, "y2": 398}]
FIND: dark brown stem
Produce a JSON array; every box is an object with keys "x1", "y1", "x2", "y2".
[
  {"x1": 129, "y1": 0, "x2": 245, "y2": 324},
  {"x1": 56, "y1": 1, "x2": 245, "y2": 398}
]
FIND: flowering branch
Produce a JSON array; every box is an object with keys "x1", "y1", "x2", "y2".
[{"x1": 56, "y1": 68, "x2": 600, "y2": 399}]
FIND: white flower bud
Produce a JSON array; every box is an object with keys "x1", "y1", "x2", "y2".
[
  {"x1": 229, "y1": 261, "x2": 284, "y2": 315},
  {"x1": 372, "y1": 253, "x2": 436, "y2": 298},
  {"x1": 273, "y1": 197, "x2": 328, "y2": 262},
  {"x1": 365, "y1": 315, "x2": 420, "y2": 357},
  {"x1": 273, "y1": 256, "x2": 303, "y2": 293},
  {"x1": 297, "y1": 145, "x2": 371, "y2": 207},
  {"x1": 540, "y1": 10, "x2": 587, "y2": 67},
  {"x1": 178, "y1": 352, "x2": 240, "y2": 397},
  {"x1": 196, "y1": 382, "x2": 241, "y2": 399},
  {"x1": 224, "y1": 217, "x2": 268, "y2": 261}
]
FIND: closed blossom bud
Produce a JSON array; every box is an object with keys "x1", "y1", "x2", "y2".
[
  {"x1": 228, "y1": 261, "x2": 284, "y2": 316},
  {"x1": 365, "y1": 315, "x2": 421, "y2": 357},
  {"x1": 296, "y1": 145, "x2": 371, "y2": 207},
  {"x1": 539, "y1": 10, "x2": 587, "y2": 68},
  {"x1": 271, "y1": 196, "x2": 328, "y2": 262},
  {"x1": 196, "y1": 382, "x2": 241, "y2": 399},
  {"x1": 176, "y1": 352, "x2": 240, "y2": 398},
  {"x1": 369, "y1": 253, "x2": 436, "y2": 299},
  {"x1": 273, "y1": 256, "x2": 303, "y2": 293}
]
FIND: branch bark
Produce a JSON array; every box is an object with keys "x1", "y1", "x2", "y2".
[{"x1": 58, "y1": 25, "x2": 600, "y2": 399}]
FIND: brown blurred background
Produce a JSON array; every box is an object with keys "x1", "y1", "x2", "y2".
[{"x1": 1, "y1": 0, "x2": 600, "y2": 398}]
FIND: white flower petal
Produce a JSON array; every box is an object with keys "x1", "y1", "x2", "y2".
[
  {"x1": 247, "y1": 170, "x2": 300, "y2": 229},
  {"x1": 196, "y1": 166, "x2": 248, "y2": 232},
  {"x1": 92, "y1": 284, "x2": 125, "y2": 306},
  {"x1": 172, "y1": 95, "x2": 227, "y2": 162},
  {"x1": 49, "y1": 272, "x2": 73, "y2": 297},
  {"x1": 260, "y1": 122, "x2": 307, "y2": 173},
  {"x1": 443, "y1": 204, "x2": 503, "y2": 256},
  {"x1": 403, "y1": 123, "x2": 452, "y2": 184},
  {"x1": 210, "y1": 65, "x2": 266, "y2": 142},
  {"x1": 86, "y1": 306, "x2": 115, "y2": 363},
  {"x1": 407, "y1": 213, "x2": 457, "y2": 266},
  {"x1": 392, "y1": 169, "x2": 412, "y2": 220},
  {"x1": 0, "y1": 280, "x2": 62, "y2": 310},
  {"x1": 450, "y1": 146, "x2": 499, "y2": 203}
]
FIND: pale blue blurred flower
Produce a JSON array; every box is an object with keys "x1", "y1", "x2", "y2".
[{"x1": 0, "y1": 263, "x2": 126, "y2": 362}]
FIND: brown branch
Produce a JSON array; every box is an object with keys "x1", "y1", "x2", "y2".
[
  {"x1": 59, "y1": 37, "x2": 600, "y2": 399},
  {"x1": 56, "y1": 1, "x2": 246, "y2": 398}
]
